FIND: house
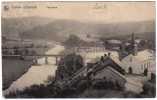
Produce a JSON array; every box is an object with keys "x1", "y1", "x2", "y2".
[
  {"x1": 67, "y1": 41, "x2": 105, "y2": 54},
  {"x1": 105, "y1": 39, "x2": 122, "y2": 51},
  {"x1": 120, "y1": 49, "x2": 155, "y2": 75},
  {"x1": 118, "y1": 33, "x2": 155, "y2": 75},
  {"x1": 89, "y1": 57, "x2": 126, "y2": 89},
  {"x1": 82, "y1": 41, "x2": 105, "y2": 52}
]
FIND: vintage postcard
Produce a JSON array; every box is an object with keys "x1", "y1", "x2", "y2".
[{"x1": 2, "y1": 1, "x2": 156, "y2": 98}]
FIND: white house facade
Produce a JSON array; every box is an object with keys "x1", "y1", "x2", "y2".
[{"x1": 120, "y1": 49, "x2": 155, "y2": 75}]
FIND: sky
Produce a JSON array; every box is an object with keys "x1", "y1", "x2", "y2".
[{"x1": 2, "y1": 2, "x2": 155, "y2": 23}]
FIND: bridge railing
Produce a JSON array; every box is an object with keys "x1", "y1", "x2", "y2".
[{"x1": 3, "y1": 54, "x2": 63, "y2": 65}]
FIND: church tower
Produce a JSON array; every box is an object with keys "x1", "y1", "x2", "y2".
[{"x1": 131, "y1": 33, "x2": 138, "y2": 56}]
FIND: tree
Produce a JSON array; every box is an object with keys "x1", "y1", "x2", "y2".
[
  {"x1": 55, "y1": 54, "x2": 84, "y2": 80},
  {"x1": 63, "y1": 34, "x2": 81, "y2": 47},
  {"x1": 139, "y1": 40, "x2": 146, "y2": 47}
]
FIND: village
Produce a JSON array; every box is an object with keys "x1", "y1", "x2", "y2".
[
  {"x1": 54, "y1": 33, "x2": 155, "y2": 97},
  {"x1": 3, "y1": 32, "x2": 156, "y2": 98},
  {"x1": 2, "y1": 2, "x2": 155, "y2": 98}
]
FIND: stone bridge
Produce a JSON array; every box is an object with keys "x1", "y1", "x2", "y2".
[{"x1": 2, "y1": 54, "x2": 63, "y2": 65}]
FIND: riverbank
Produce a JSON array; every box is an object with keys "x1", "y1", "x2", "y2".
[
  {"x1": 3, "y1": 44, "x2": 65, "y2": 96},
  {"x1": 2, "y1": 58, "x2": 33, "y2": 90}
]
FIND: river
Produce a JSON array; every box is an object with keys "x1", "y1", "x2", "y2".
[{"x1": 3, "y1": 44, "x2": 65, "y2": 95}]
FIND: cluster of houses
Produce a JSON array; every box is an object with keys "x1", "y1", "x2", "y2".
[
  {"x1": 66, "y1": 33, "x2": 155, "y2": 75},
  {"x1": 62, "y1": 33, "x2": 155, "y2": 93},
  {"x1": 2, "y1": 36, "x2": 50, "y2": 56}
]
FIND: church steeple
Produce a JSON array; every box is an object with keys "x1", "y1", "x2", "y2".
[
  {"x1": 131, "y1": 33, "x2": 135, "y2": 49},
  {"x1": 131, "y1": 33, "x2": 137, "y2": 56},
  {"x1": 119, "y1": 41, "x2": 127, "y2": 60}
]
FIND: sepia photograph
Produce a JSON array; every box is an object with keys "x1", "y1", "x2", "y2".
[{"x1": 1, "y1": 1, "x2": 156, "y2": 98}]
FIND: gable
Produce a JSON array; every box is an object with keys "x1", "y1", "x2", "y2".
[
  {"x1": 93, "y1": 66, "x2": 126, "y2": 82},
  {"x1": 92, "y1": 57, "x2": 125, "y2": 75}
]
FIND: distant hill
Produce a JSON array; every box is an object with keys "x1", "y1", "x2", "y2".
[
  {"x1": 2, "y1": 17, "x2": 155, "y2": 42},
  {"x1": 2, "y1": 17, "x2": 54, "y2": 38},
  {"x1": 102, "y1": 32, "x2": 155, "y2": 41}
]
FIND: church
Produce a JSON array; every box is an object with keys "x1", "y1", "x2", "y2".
[
  {"x1": 120, "y1": 49, "x2": 155, "y2": 75},
  {"x1": 119, "y1": 33, "x2": 155, "y2": 75}
]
